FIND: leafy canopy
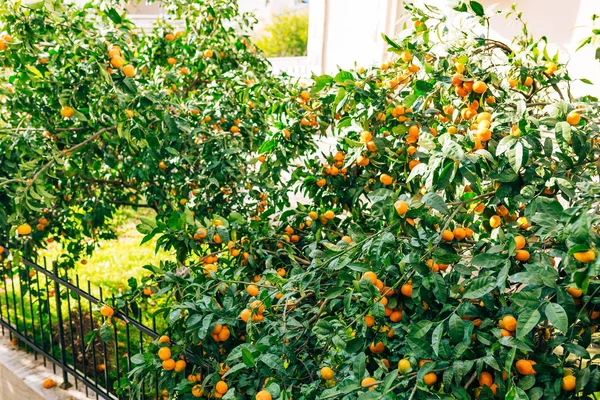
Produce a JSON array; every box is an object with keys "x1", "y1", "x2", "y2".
[{"x1": 1, "y1": 0, "x2": 600, "y2": 399}]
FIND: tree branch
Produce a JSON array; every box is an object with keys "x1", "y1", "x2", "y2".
[
  {"x1": 0, "y1": 126, "x2": 116, "y2": 189},
  {"x1": 464, "y1": 371, "x2": 477, "y2": 389}
]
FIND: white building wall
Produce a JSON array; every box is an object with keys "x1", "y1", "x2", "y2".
[
  {"x1": 307, "y1": 0, "x2": 401, "y2": 75},
  {"x1": 409, "y1": 0, "x2": 600, "y2": 98},
  {"x1": 479, "y1": 0, "x2": 600, "y2": 98},
  {"x1": 306, "y1": 0, "x2": 600, "y2": 97}
]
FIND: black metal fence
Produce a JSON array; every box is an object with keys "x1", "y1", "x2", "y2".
[{"x1": 0, "y1": 255, "x2": 163, "y2": 399}]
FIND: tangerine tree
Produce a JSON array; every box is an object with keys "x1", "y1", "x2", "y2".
[
  {"x1": 2, "y1": 0, "x2": 600, "y2": 399},
  {"x1": 0, "y1": 0, "x2": 310, "y2": 265},
  {"x1": 128, "y1": 2, "x2": 600, "y2": 399}
]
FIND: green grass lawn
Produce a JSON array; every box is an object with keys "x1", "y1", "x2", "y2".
[{"x1": 39, "y1": 208, "x2": 173, "y2": 294}]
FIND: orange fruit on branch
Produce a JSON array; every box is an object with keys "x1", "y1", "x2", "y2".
[
  {"x1": 514, "y1": 235, "x2": 526, "y2": 249},
  {"x1": 515, "y1": 250, "x2": 530, "y2": 262},
  {"x1": 191, "y1": 385, "x2": 204, "y2": 397},
  {"x1": 397, "y1": 359, "x2": 411, "y2": 374},
  {"x1": 441, "y1": 230, "x2": 454, "y2": 241},
  {"x1": 423, "y1": 372, "x2": 437, "y2": 386},
  {"x1": 17, "y1": 223, "x2": 32, "y2": 235},
  {"x1": 123, "y1": 64, "x2": 135, "y2": 77},
  {"x1": 256, "y1": 390, "x2": 272, "y2": 400},
  {"x1": 489, "y1": 215, "x2": 502, "y2": 229},
  {"x1": 158, "y1": 347, "x2": 171, "y2": 361},
  {"x1": 110, "y1": 55, "x2": 125, "y2": 68},
  {"x1": 215, "y1": 381, "x2": 228, "y2": 394},
  {"x1": 478, "y1": 371, "x2": 493, "y2": 387},
  {"x1": 361, "y1": 377, "x2": 378, "y2": 390},
  {"x1": 60, "y1": 106, "x2": 75, "y2": 118},
  {"x1": 573, "y1": 249, "x2": 595, "y2": 263},
  {"x1": 395, "y1": 200, "x2": 409, "y2": 215},
  {"x1": 380, "y1": 174, "x2": 393, "y2": 185},
  {"x1": 162, "y1": 358, "x2": 175, "y2": 370},
  {"x1": 515, "y1": 359, "x2": 536, "y2": 375},
  {"x1": 566, "y1": 111, "x2": 581, "y2": 126},
  {"x1": 158, "y1": 335, "x2": 170, "y2": 344},
  {"x1": 174, "y1": 359, "x2": 186, "y2": 372},
  {"x1": 320, "y1": 367, "x2": 334, "y2": 380},
  {"x1": 561, "y1": 375, "x2": 576, "y2": 391},
  {"x1": 473, "y1": 80, "x2": 487, "y2": 94},
  {"x1": 247, "y1": 285, "x2": 259, "y2": 296},
  {"x1": 502, "y1": 315, "x2": 517, "y2": 331},
  {"x1": 369, "y1": 341, "x2": 385, "y2": 354},
  {"x1": 100, "y1": 305, "x2": 114, "y2": 317}
]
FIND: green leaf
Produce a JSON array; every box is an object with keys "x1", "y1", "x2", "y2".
[
  {"x1": 164, "y1": 113, "x2": 178, "y2": 134},
  {"x1": 312, "y1": 74, "x2": 334, "y2": 92},
  {"x1": 509, "y1": 272, "x2": 543, "y2": 286},
  {"x1": 462, "y1": 276, "x2": 497, "y2": 298},
  {"x1": 409, "y1": 320, "x2": 433, "y2": 338},
  {"x1": 431, "y1": 323, "x2": 443, "y2": 356},
  {"x1": 131, "y1": 353, "x2": 145, "y2": 364},
  {"x1": 470, "y1": 1, "x2": 485, "y2": 16},
  {"x1": 222, "y1": 362, "x2": 246, "y2": 379},
  {"x1": 198, "y1": 314, "x2": 213, "y2": 339},
  {"x1": 433, "y1": 248, "x2": 462, "y2": 264},
  {"x1": 334, "y1": 71, "x2": 353, "y2": 83},
  {"x1": 25, "y1": 65, "x2": 43, "y2": 79},
  {"x1": 555, "y1": 121, "x2": 572, "y2": 151},
  {"x1": 258, "y1": 139, "x2": 277, "y2": 154},
  {"x1": 544, "y1": 303, "x2": 568, "y2": 333},
  {"x1": 381, "y1": 34, "x2": 402, "y2": 50},
  {"x1": 415, "y1": 80, "x2": 434, "y2": 92},
  {"x1": 449, "y1": 314, "x2": 465, "y2": 344},
  {"x1": 496, "y1": 135, "x2": 517, "y2": 156},
  {"x1": 323, "y1": 286, "x2": 345, "y2": 299},
  {"x1": 506, "y1": 385, "x2": 529, "y2": 400},
  {"x1": 353, "y1": 352, "x2": 366, "y2": 380},
  {"x1": 471, "y1": 253, "x2": 505, "y2": 269},
  {"x1": 242, "y1": 348, "x2": 255, "y2": 367},
  {"x1": 106, "y1": 8, "x2": 121, "y2": 24},
  {"x1": 511, "y1": 288, "x2": 542, "y2": 309},
  {"x1": 563, "y1": 343, "x2": 590, "y2": 359},
  {"x1": 406, "y1": 337, "x2": 433, "y2": 358},
  {"x1": 508, "y1": 141, "x2": 524, "y2": 173},
  {"x1": 381, "y1": 370, "x2": 397, "y2": 392},
  {"x1": 422, "y1": 192, "x2": 449, "y2": 215},
  {"x1": 99, "y1": 322, "x2": 113, "y2": 342},
  {"x1": 259, "y1": 353, "x2": 284, "y2": 372},
  {"x1": 516, "y1": 309, "x2": 541, "y2": 339}
]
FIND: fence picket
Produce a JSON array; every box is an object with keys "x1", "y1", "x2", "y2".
[{"x1": 0, "y1": 255, "x2": 161, "y2": 399}]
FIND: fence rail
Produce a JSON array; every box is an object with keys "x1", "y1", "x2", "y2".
[{"x1": 0, "y1": 253, "x2": 162, "y2": 399}]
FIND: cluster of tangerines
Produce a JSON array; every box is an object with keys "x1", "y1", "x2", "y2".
[
  {"x1": 156, "y1": 335, "x2": 186, "y2": 373},
  {"x1": 354, "y1": 267, "x2": 441, "y2": 389},
  {"x1": 317, "y1": 151, "x2": 348, "y2": 187},
  {"x1": 238, "y1": 267, "x2": 289, "y2": 324},
  {"x1": 163, "y1": 32, "x2": 197, "y2": 77},
  {"x1": 154, "y1": 334, "x2": 236, "y2": 399},
  {"x1": 106, "y1": 43, "x2": 135, "y2": 78},
  {"x1": 296, "y1": 89, "x2": 319, "y2": 128},
  {"x1": 382, "y1": 50, "x2": 420, "y2": 89},
  {"x1": 209, "y1": 324, "x2": 231, "y2": 343},
  {"x1": 255, "y1": 192, "x2": 269, "y2": 213}
]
